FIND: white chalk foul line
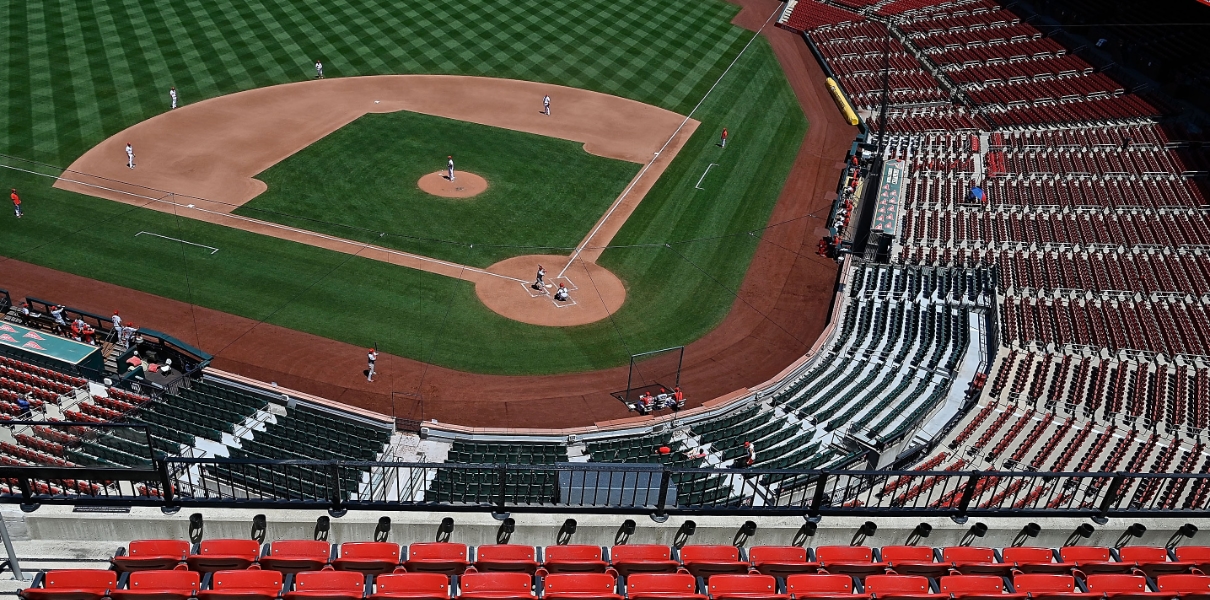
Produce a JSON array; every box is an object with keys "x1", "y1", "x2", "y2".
[
  {"x1": 136, "y1": 231, "x2": 219, "y2": 254},
  {"x1": 695, "y1": 163, "x2": 719, "y2": 190}
]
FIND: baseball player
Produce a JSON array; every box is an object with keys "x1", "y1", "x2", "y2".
[
  {"x1": 126, "y1": 143, "x2": 135, "y2": 169},
  {"x1": 169, "y1": 86, "x2": 177, "y2": 109},
  {"x1": 533, "y1": 265, "x2": 546, "y2": 290},
  {"x1": 10, "y1": 189, "x2": 20, "y2": 218},
  {"x1": 554, "y1": 283, "x2": 569, "y2": 301},
  {"x1": 720, "y1": 127, "x2": 728, "y2": 148},
  {"x1": 111, "y1": 311, "x2": 122, "y2": 332},
  {"x1": 447, "y1": 155, "x2": 455, "y2": 181},
  {"x1": 315, "y1": 60, "x2": 324, "y2": 79},
  {"x1": 543, "y1": 95, "x2": 550, "y2": 116},
  {"x1": 366, "y1": 348, "x2": 378, "y2": 381}
]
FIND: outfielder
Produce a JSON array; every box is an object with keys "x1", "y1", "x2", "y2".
[
  {"x1": 447, "y1": 155, "x2": 455, "y2": 181},
  {"x1": 720, "y1": 127, "x2": 728, "y2": 148},
  {"x1": 169, "y1": 86, "x2": 177, "y2": 109},
  {"x1": 315, "y1": 60, "x2": 324, "y2": 79},
  {"x1": 125, "y1": 143, "x2": 135, "y2": 169},
  {"x1": 543, "y1": 95, "x2": 550, "y2": 115}
]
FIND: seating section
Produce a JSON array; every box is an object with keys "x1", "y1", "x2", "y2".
[{"x1": 426, "y1": 441, "x2": 569, "y2": 505}]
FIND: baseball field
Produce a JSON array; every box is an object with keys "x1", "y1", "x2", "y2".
[{"x1": 0, "y1": 0, "x2": 813, "y2": 379}]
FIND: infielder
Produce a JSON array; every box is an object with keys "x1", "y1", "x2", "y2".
[
  {"x1": 543, "y1": 95, "x2": 550, "y2": 115},
  {"x1": 533, "y1": 265, "x2": 546, "y2": 291},
  {"x1": 315, "y1": 60, "x2": 324, "y2": 79},
  {"x1": 125, "y1": 143, "x2": 135, "y2": 169},
  {"x1": 169, "y1": 86, "x2": 177, "y2": 109},
  {"x1": 366, "y1": 348, "x2": 378, "y2": 381},
  {"x1": 447, "y1": 155, "x2": 455, "y2": 181}
]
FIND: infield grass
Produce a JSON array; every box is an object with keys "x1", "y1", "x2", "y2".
[{"x1": 0, "y1": 0, "x2": 809, "y2": 375}]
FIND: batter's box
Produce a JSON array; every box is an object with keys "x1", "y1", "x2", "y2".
[
  {"x1": 555, "y1": 275, "x2": 579, "y2": 291},
  {"x1": 520, "y1": 280, "x2": 553, "y2": 298}
]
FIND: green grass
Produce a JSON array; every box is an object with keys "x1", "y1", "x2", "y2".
[
  {"x1": 0, "y1": 0, "x2": 808, "y2": 375},
  {"x1": 237, "y1": 111, "x2": 639, "y2": 268}
]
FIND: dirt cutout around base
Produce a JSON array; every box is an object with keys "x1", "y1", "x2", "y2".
[
  {"x1": 478, "y1": 255, "x2": 625, "y2": 326},
  {"x1": 417, "y1": 171, "x2": 488, "y2": 198}
]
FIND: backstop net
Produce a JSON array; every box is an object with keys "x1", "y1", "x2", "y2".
[{"x1": 612, "y1": 346, "x2": 684, "y2": 403}]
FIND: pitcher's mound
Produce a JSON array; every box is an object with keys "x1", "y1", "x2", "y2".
[{"x1": 417, "y1": 171, "x2": 488, "y2": 198}]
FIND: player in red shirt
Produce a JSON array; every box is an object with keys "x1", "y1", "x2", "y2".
[{"x1": 10, "y1": 189, "x2": 20, "y2": 218}]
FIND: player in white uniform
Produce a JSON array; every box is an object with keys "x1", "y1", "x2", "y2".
[
  {"x1": 315, "y1": 60, "x2": 324, "y2": 79},
  {"x1": 169, "y1": 86, "x2": 177, "y2": 109},
  {"x1": 447, "y1": 155, "x2": 455, "y2": 181},
  {"x1": 543, "y1": 95, "x2": 550, "y2": 115},
  {"x1": 125, "y1": 143, "x2": 135, "y2": 169}
]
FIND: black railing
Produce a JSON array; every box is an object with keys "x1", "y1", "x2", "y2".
[{"x1": 0, "y1": 457, "x2": 1207, "y2": 521}]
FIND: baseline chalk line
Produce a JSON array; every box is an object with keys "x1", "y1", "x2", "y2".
[
  {"x1": 136, "y1": 231, "x2": 219, "y2": 255},
  {"x1": 695, "y1": 163, "x2": 719, "y2": 190}
]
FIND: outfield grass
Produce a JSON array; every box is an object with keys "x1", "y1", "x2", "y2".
[
  {"x1": 237, "y1": 111, "x2": 639, "y2": 268},
  {"x1": 0, "y1": 0, "x2": 808, "y2": 375}
]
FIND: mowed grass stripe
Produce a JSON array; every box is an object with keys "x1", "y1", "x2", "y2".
[
  {"x1": 53, "y1": 0, "x2": 106, "y2": 157},
  {"x1": 26, "y1": 0, "x2": 59, "y2": 158}
]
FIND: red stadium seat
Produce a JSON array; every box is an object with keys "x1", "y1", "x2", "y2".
[
  {"x1": 679, "y1": 546, "x2": 750, "y2": 577},
  {"x1": 941, "y1": 548, "x2": 1011, "y2": 576},
  {"x1": 284, "y1": 571, "x2": 366, "y2": 600},
  {"x1": 458, "y1": 572, "x2": 535, "y2": 600},
  {"x1": 881, "y1": 547, "x2": 944, "y2": 577},
  {"x1": 1001, "y1": 548, "x2": 1073, "y2": 574},
  {"x1": 707, "y1": 574, "x2": 789, "y2": 600},
  {"x1": 785, "y1": 574, "x2": 866, "y2": 600},
  {"x1": 112, "y1": 570, "x2": 201, "y2": 600},
  {"x1": 331, "y1": 542, "x2": 402, "y2": 575},
  {"x1": 258, "y1": 540, "x2": 333, "y2": 574},
  {"x1": 1085, "y1": 575, "x2": 1167, "y2": 600},
  {"x1": 625, "y1": 574, "x2": 707, "y2": 600},
  {"x1": 197, "y1": 570, "x2": 284, "y2": 600},
  {"x1": 1173, "y1": 548, "x2": 1210, "y2": 573},
  {"x1": 541, "y1": 573, "x2": 622, "y2": 600},
  {"x1": 20, "y1": 570, "x2": 117, "y2": 600},
  {"x1": 403, "y1": 543, "x2": 469, "y2": 575},
  {"x1": 1155, "y1": 574, "x2": 1210, "y2": 599},
  {"x1": 1011, "y1": 574, "x2": 1099, "y2": 600},
  {"x1": 112, "y1": 540, "x2": 191, "y2": 572},
  {"x1": 187, "y1": 539, "x2": 263, "y2": 573},
  {"x1": 749, "y1": 547, "x2": 818, "y2": 578},
  {"x1": 863, "y1": 575, "x2": 943, "y2": 600},
  {"x1": 474, "y1": 545, "x2": 540, "y2": 574},
  {"x1": 368, "y1": 573, "x2": 451, "y2": 600},
  {"x1": 937, "y1": 575, "x2": 1020, "y2": 600},
  {"x1": 815, "y1": 547, "x2": 887, "y2": 577},
  {"x1": 609, "y1": 545, "x2": 681, "y2": 577},
  {"x1": 543, "y1": 546, "x2": 609, "y2": 574},
  {"x1": 1058, "y1": 547, "x2": 1130, "y2": 574},
  {"x1": 1117, "y1": 547, "x2": 1196, "y2": 578}
]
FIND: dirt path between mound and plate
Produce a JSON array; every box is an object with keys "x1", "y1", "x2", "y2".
[{"x1": 14, "y1": 4, "x2": 855, "y2": 429}]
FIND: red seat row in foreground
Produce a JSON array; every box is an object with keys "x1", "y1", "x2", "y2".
[
  {"x1": 103, "y1": 541, "x2": 1210, "y2": 579},
  {"x1": 19, "y1": 569, "x2": 1210, "y2": 600}
]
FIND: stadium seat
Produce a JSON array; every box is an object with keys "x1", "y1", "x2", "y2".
[
  {"x1": 1173, "y1": 548, "x2": 1210, "y2": 574},
  {"x1": 1155, "y1": 574, "x2": 1210, "y2": 599},
  {"x1": 1058, "y1": 547, "x2": 1130, "y2": 574},
  {"x1": 785, "y1": 574, "x2": 865, "y2": 600},
  {"x1": 458, "y1": 572, "x2": 535, "y2": 600},
  {"x1": 197, "y1": 570, "x2": 284, "y2": 600},
  {"x1": 937, "y1": 575, "x2": 1018, "y2": 600},
  {"x1": 112, "y1": 570, "x2": 201, "y2": 600},
  {"x1": 473, "y1": 545, "x2": 540, "y2": 574},
  {"x1": 258, "y1": 540, "x2": 333, "y2": 574},
  {"x1": 20, "y1": 570, "x2": 117, "y2": 600},
  {"x1": 541, "y1": 574, "x2": 622, "y2": 600},
  {"x1": 679, "y1": 546, "x2": 750, "y2": 577},
  {"x1": 112, "y1": 540, "x2": 191, "y2": 572},
  {"x1": 863, "y1": 575, "x2": 943, "y2": 600},
  {"x1": 284, "y1": 571, "x2": 366, "y2": 600},
  {"x1": 543, "y1": 546, "x2": 609, "y2": 574},
  {"x1": 609, "y1": 545, "x2": 681, "y2": 577},
  {"x1": 1001, "y1": 548, "x2": 1074, "y2": 574},
  {"x1": 1084, "y1": 574, "x2": 1167, "y2": 600},
  {"x1": 1011, "y1": 575, "x2": 1099, "y2": 600},
  {"x1": 941, "y1": 548, "x2": 1011, "y2": 576},
  {"x1": 625, "y1": 574, "x2": 707, "y2": 600},
  {"x1": 707, "y1": 574, "x2": 788, "y2": 600},
  {"x1": 368, "y1": 573, "x2": 451, "y2": 600},
  {"x1": 815, "y1": 547, "x2": 887, "y2": 577},
  {"x1": 403, "y1": 543, "x2": 469, "y2": 575},
  {"x1": 1117, "y1": 547, "x2": 1196, "y2": 577},
  {"x1": 881, "y1": 547, "x2": 945, "y2": 577},
  {"x1": 187, "y1": 539, "x2": 263, "y2": 572},
  {"x1": 749, "y1": 547, "x2": 818, "y2": 578},
  {"x1": 332, "y1": 542, "x2": 402, "y2": 575}
]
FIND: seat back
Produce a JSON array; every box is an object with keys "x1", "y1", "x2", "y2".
[
  {"x1": 41, "y1": 570, "x2": 117, "y2": 591},
  {"x1": 194, "y1": 539, "x2": 263, "y2": 560},
  {"x1": 941, "y1": 547, "x2": 996, "y2": 564},
  {"x1": 1116, "y1": 547, "x2": 1168, "y2": 565},
  {"x1": 708, "y1": 575, "x2": 779, "y2": 596},
  {"x1": 1085, "y1": 575, "x2": 1149, "y2": 594},
  {"x1": 626, "y1": 574, "x2": 697, "y2": 595},
  {"x1": 409, "y1": 543, "x2": 468, "y2": 562},
  {"x1": 749, "y1": 547, "x2": 808, "y2": 565},
  {"x1": 816, "y1": 547, "x2": 874, "y2": 564},
  {"x1": 340, "y1": 542, "x2": 400, "y2": 562},
  {"x1": 611, "y1": 545, "x2": 672, "y2": 564},
  {"x1": 475, "y1": 545, "x2": 537, "y2": 563},
  {"x1": 127, "y1": 540, "x2": 191, "y2": 560},
  {"x1": 267, "y1": 540, "x2": 332, "y2": 561},
  {"x1": 542, "y1": 574, "x2": 617, "y2": 595},
  {"x1": 374, "y1": 573, "x2": 449, "y2": 596},
  {"x1": 1002, "y1": 547, "x2": 1056, "y2": 565},
  {"x1": 293, "y1": 571, "x2": 365, "y2": 593},
  {"x1": 127, "y1": 571, "x2": 200, "y2": 593},
  {"x1": 544, "y1": 546, "x2": 604, "y2": 563},
  {"x1": 865, "y1": 575, "x2": 929, "y2": 595},
  {"x1": 1059, "y1": 547, "x2": 1111, "y2": 564},
  {"x1": 785, "y1": 574, "x2": 854, "y2": 595},
  {"x1": 210, "y1": 570, "x2": 283, "y2": 593},
  {"x1": 1156, "y1": 575, "x2": 1210, "y2": 594},
  {"x1": 939, "y1": 575, "x2": 1004, "y2": 595},
  {"x1": 881, "y1": 547, "x2": 934, "y2": 563},
  {"x1": 1013, "y1": 574, "x2": 1076, "y2": 594},
  {"x1": 680, "y1": 546, "x2": 740, "y2": 564},
  {"x1": 459, "y1": 573, "x2": 532, "y2": 596},
  {"x1": 1174, "y1": 547, "x2": 1210, "y2": 563}
]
